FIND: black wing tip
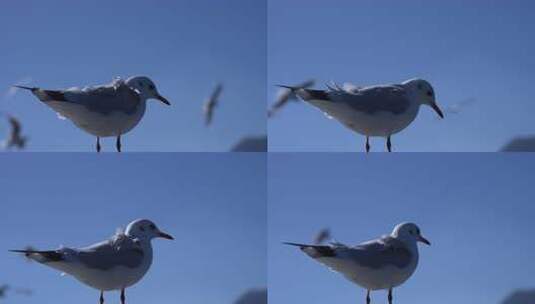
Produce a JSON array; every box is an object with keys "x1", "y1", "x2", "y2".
[
  {"x1": 275, "y1": 85, "x2": 297, "y2": 90},
  {"x1": 12, "y1": 85, "x2": 37, "y2": 91},
  {"x1": 282, "y1": 242, "x2": 308, "y2": 247}
]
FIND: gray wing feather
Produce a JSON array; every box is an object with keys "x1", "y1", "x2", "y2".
[
  {"x1": 63, "y1": 82, "x2": 141, "y2": 115},
  {"x1": 338, "y1": 236, "x2": 412, "y2": 269},
  {"x1": 77, "y1": 237, "x2": 144, "y2": 270},
  {"x1": 330, "y1": 85, "x2": 410, "y2": 115}
]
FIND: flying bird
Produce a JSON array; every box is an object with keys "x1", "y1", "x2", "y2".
[
  {"x1": 313, "y1": 228, "x2": 331, "y2": 245},
  {"x1": 14, "y1": 76, "x2": 171, "y2": 152},
  {"x1": 10, "y1": 219, "x2": 173, "y2": 304},
  {"x1": 279, "y1": 78, "x2": 444, "y2": 152},
  {"x1": 203, "y1": 83, "x2": 223, "y2": 126},
  {"x1": 268, "y1": 79, "x2": 315, "y2": 118},
  {"x1": 0, "y1": 284, "x2": 32, "y2": 299},
  {"x1": 2, "y1": 114, "x2": 27, "y2": 150},
  {"x1": 284, "y1": 222, "x2": 430, "y2": 304}
]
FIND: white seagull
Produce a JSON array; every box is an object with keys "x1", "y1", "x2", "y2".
[
  {"x1": 203, "y1": 83, "x2": 223, "y2": 126},
  {"x1": 10, "y1": 219, "x2": 173, "y2": 304},
  {"x1": 14, "y1": 76, "x2": 171, "y2": 152},
  {"x1": 284, "y1": 222, "x2": 430, "y2": 304},
  {"x1": 268, "y1": 79, "x2": 315, "y2": 118},
  {"x1": 279, "y1": 78, "x2": 444, "y2": 152}
]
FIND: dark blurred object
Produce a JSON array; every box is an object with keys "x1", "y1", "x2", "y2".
[
  {"x1": 234, "y1": 288, "x2": 267, "y2": 304},
  {"x1": 500, "y1": 136, "x2": 535, "y2": 152},
  {"x1": 314, "y1": 228, "x2": 331, "y2": 244},
  {"x1": 203, "y1": 83, "x2": 223, "y2": 126},
  {"x1": 230, "y1": 135, "x2": 267, "y2": 152},
  {"x1": 3, "y1": 114, "x2": 28, "y2": 150},
  {"x1": 0, "y1": 284, "x2": 32, "y2": 299},
  {"x1": 268, "y1": 79, "x2": 315, "y2": 118},
  {"x1": 501, "y1": 289, "x2": 535, "y2": 304},
  {"x1": 0, "y1": 285, "x2": 8, "y2": 298}
]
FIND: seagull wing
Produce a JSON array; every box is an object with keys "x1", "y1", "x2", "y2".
[
  {"x1": 24, "y1": 80, "x2": 141, "y2": 120},
  {"x1": 345, "y1": 236, "x2": 413, "y2": 269},
  {"x1": 77, "y1": 237, "x2": 145, "y2": 271},
  {"x1": 329, "y1": 85, "x2": 411, "y2": 115}
]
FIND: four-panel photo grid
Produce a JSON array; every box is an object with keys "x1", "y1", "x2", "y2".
[{"x1": 1, "y1": 1, "x2": 534, "y2": 304}]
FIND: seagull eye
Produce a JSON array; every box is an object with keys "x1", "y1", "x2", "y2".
[
  {"x1": 138, "y1": 82, "x2": 144, "y2": 87},
  {"x1": 149, "y1": 224, "x2": 156, "y2": 230},
  {"x1": 426, "y1": 91, "x2": 433, "y2": 97},
  {"x1": 149, "y1": 85, "x2": 155, "y2": 90}
]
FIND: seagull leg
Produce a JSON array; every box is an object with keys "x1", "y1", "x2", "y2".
[
  {"x1": 388, "y1": 288, "x2": 393, "y2": 304},
  {"x1": 116, "y1": 135, "x2": 122, "y2": 153},
  {"x1": 96, "y1": 137, "x2": 101, "y2": 153},
  {"x1": 120, "y1": 288, "x2": 125, "y2": 304},
  {"x1": 365, "y1": 136, "x2": 370, "y2": 153},
  {"x1": 387, "y1": 136, "x2": 392, "y2": 152},
  {"x1": 366, "y1": 290, "x2": 371, "y2": 304},
  {"x1": 99, "y1": 291, "x2": 104, "y2": 304}
]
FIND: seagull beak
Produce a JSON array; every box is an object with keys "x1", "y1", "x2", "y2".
[
  {"x1": 417, "y1": 235, "x2": 431, "y2": 246},
  {"x1": 156, "y1": 94, "x2": 171, "y2": 106},
  {"x1": 431, "y1": 102, "x2": 444, "y2": 119},
  {"x1": 158, "y1": 231, "x2": 174, "y2": 240}
]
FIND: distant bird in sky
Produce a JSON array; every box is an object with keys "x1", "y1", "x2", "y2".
[
  {"x1": 268, "y1": 79, "x2": 315, "y2": 118},
  {"x1": 313, "y1": 228, "x2": 331, "y2": 245},
  {"x1": 279, "y1": 78, "x2": 444, "y2": 152},
  {"x1": 14, "y1": 76, "x2": 171, "y2": 152},
  {"x1": 10, "y1": 219, "x2": 174, "y2": 304},
  {"x1": 0, "y1": 284, "x2": 33, "y2": 299},
  {"x1": 2, "y1": 114, "x2": 27, "y2": 150},
  {"x1": 203, "y1": 83, "x2": 223, "y2": 126},
  {"x1": 284, "y1": 222, "x2": 430, "y2": 304}
]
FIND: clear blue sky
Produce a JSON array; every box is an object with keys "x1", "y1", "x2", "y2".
[
  {"x1": 0, "y1": 153, "x2": 266, "y2": 304},
  {"x1": 0, "y1": 0, "x2": 266, "y2": 152},
  {"x1": 268, "y1": 153, "x2": 535, "y2": 304},
  {"x1": 268, "y1": 0, "x2": 535, "y2": 152}
]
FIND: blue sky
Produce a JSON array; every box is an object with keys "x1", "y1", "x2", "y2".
[
  {"x1": 268, "y1": 153, "x2": 535, "y2": 304},
  {"x1": 0, "y1": 153, "x2": 266, "y2": 304},
  {"x1": 0, "y1": 0, "x2": 266, "y2": 152},
  {"x1": 268, "y1": 0, "x2": 535, "y2": 152}
]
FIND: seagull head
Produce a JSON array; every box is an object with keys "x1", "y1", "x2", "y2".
[
  {"x1": 391, "y1": 222, "x2": 430, "y2": 246},
  {"x1": 125, "y1": 219, "x2": 174, "y2": 241},
  {"x1": 126, "y1": 76, "x2": 171, "y2": 106},
  {"x1": 402, "y1": 78, "x2": 443, "y2": 119}
]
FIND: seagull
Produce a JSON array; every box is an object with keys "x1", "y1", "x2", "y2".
[
  {"x1": 0, "y1": 284, "x2": 33, "y2": 298},
  {"x1": 203, "y1": 83, "x2": 223, "y2": 126},
  {"x1": 279, "y1": 78, "x2": 444, "y2": 152},
  {"x1": 284, "y1": 222, "x2": 430, "y2": 304},
  {"x1": 268, "y1": 79, "x2": 315, "y2": 118},
  {"x1": 2, "y1": 114, "x2": 27, "y2": 150},
  {"x1": 14, "y1": 76, "x2": 171, "y2": 152},
  {"x1": 10, "y1": 219, "x2": 173, "y2": 304}
]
